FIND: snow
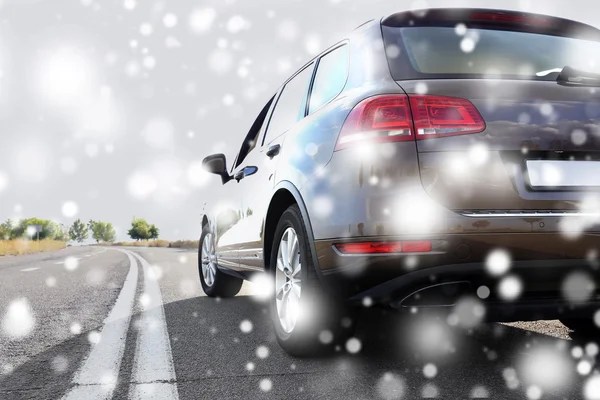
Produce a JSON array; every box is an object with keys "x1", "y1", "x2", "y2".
[
  {"x1": 88, "y1": 330, "x2": 101, "y2": 344},
  {"x1": 142, "y1": 56, "x2": 156, "y2": 70},
  {"x1": 62, "y1": 201, "x2": 78, "y2": 218},
  {"x1": 485, "y1": 249, "x2": 511, "y2": 276},
  {"x1": 345, "y1": 337, "x2": 361, "y2": 353},
  {"x1": 585, "y1": 376, "x2": 600, "y2": 399},
  {"x1": 46, "y1": 276, "x2": 57, "y2": 287},
  {"x1": 476, "y1": 286, "x2": 490, "y2": 299},
  {"x1": 305, "y1": 35, "x2": 321, "y2": 55},
  {"x1": 259, "y1": 378, "x2": 272, "y2": 392},
  {"x1": 189, "y1": 8, "x2": 216, "y2": 34},
  {"x1": 64, "y1": 257, "x2": 79, "y2": 271},
  {"x1": 415, "y1": 82, "x2": 428, "y2": 94},
  {"x1": 37, "y1": 46, "x2": 96, "y2": 106},
  {"x1": 139, "y1": 23, "x2": 153, "y2": 36},
  {"x1": 127, "y1": 171, "x2": 158, "y2": 200},
  {"x1": 318, "y1": 330, "x2": 333, "y2": 344},
  {"x1": 51, "y1": 355, "x2": 69, "y2": 374},
  {"x1": 208, "y1": 49, "x2": 234, "y2": 75},
  {"x1": 70, "y1": 322, "x2": 82, "y2": 335},
  {"x1": 227, "y1": 16, "x2": 250, "y2": 34},
  {"x1": 222, "y1": 94, "x2": 235, "y2": 106},
  {"x1": 312, "y1": 196, "x2": 334, "y2": 219},
  {"x1": 2, "y1": 298, "x2": 36, "y2": 339},
  {"x1": 376, "y1": 372, "x2": 406, "y2": 400},
  {"x1": 0, "y1": 170, "x2": 8, "y2": 193},
  {"x1": 526, "y1": 385, "x2": 542, "y2": 400},
  {"x1": 578, "y1": 360, "x2": 593, "y2": 375},
  {"x1": 123, "y1": 0, "x2": 136, "y2": 10},
  {"x1": 498, "y1": 275, "x2": 523, "y2": 301},
  {"x1": 256, "y1": 345, "x2": 270, "y2": 359},
  {"x1": 423, "y1": 363, "x2": 437, "y2": 379},
  {"x1": 163, "y1": 13, "x2": 178, "y2": 28},
  {"x1": 562, "y1": 271, "x2": 595, "y2": 303},
  {"x1": 239, "y1": 320, "x2": 253, "y2": 333},
  {"x1": 245, "y1": 362, "x2": 255, "y2": 371},
  {"x1": 455, "y1": 23, "x2": 467, "y2": 36}
]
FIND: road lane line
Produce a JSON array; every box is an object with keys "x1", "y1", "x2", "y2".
[
  {"x1": 20, "y1": 268, "x2": 39, "y2": 272},
  {"x1": 126, "y1": 250, "x2": 179, "y2": 400},
  {"x1": 62, "y1": 250, "x2": 139, "y2": 400}
]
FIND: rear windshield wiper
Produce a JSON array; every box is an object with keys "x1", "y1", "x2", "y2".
[{"x1": 556, "y1": 66, "x2": 600, "y2": 87}]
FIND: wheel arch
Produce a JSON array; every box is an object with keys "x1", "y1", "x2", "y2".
[{"x1": 263, "y1": 181, "x2": 324, "y2": 282}]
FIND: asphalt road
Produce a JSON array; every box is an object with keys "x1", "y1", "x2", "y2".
[{"x1": 0, "y1": 246, "x2": 596, "y2": 399}]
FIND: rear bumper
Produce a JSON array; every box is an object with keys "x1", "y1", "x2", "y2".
[{"x1": 315, "y1": 233, "x2": 600, "y2": 321}]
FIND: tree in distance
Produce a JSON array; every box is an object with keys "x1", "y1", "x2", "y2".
[
  {"x1": 88, "y1": 220, "x2": 117, "y2": 243},
  {"x1": 128, "y1": 217, "x2": 159, "y2": 241},
  {"x1": 69, "y1": 219, "x2": 89, "y2": 243}
]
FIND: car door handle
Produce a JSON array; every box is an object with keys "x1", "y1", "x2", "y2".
[{"x1": 266, "y1": 144, "x2": 281, "y2": 159}]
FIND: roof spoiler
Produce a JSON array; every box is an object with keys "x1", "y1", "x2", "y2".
[{"x1": 382, "y1": 8, "x2": 600, "y2": 41}]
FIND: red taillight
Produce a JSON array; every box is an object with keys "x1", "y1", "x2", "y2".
[
  {"x1": 410, "y1": 95, "x2": 485, "y2": 139},
  {"x1": 335, "y1": 95, "x2": 485, "y2": 150},
  {"x1": 335, "y1": 95, "x2": 413, "y2": 151},
  {"x1": 401, "y1": 240, "x2": 432, "y2": 253},
  {"x1": 334, "y1": 240, "x2": 432, "y2": 255}
]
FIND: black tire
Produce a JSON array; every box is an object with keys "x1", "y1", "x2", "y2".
[
  {"x1": 270, "y1": 205, "x2": 355, "y2": 357},
  {"x1": 198, "y1": 224, "x2": 243, "y2": 298},
  {"x1": 560, "y1": 318, "x2": 598, "y2": 335}
]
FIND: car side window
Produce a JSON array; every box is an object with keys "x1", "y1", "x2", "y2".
[
  {"x1": 234, "y1": 96, "x2": 275, "y2": 169},
  {"x1": 262, "y1": 63, "x2": 314, "y2": 145},
  {"x1": 308, "y1": 45, "x2": 349, "y2": 114}
]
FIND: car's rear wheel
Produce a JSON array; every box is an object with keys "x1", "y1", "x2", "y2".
[
  {"x1": 270, "y1": 205, "x2": 355, "y2": 357},
  {"x1": 198, "y1": 224, "x2": 243, "y2": 298}
]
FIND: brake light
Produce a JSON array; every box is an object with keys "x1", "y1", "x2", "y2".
[
  {"x1": 469, "y1": 12, "x2": 554, "y2": 27},
  {"x1": 402, "y1": 240, "x2": 432, "y2": 253},
  {"x1": 334, "y1": 95, "x2": 413, "y2": 151},
  {"x1": 335, "y1": 95, "x2": 485, "y2": 150},
  {"x1": 410, "y1": 95, "x2": 485, "y2": 139},
  {"x1": 334, "y1": 240, "x2": 432, "y2": 255}
]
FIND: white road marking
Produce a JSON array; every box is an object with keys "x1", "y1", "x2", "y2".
[
  {"x1": 127, "y1": 250, "x2": 179, "y2": 400},
  {"x1": 62, "y1": 250, "x2": 139, "y2": 400},
  {"x1": 20, "y1": 268, "x2": 39, "y2": 272}
]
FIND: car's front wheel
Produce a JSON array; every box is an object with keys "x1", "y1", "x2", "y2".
[
  {"x1": 270, "y1": 205, "x2": 355, "y2": 357},
  {"x1": 198, "y1": 224, "x2": 243, "y2": 298}
]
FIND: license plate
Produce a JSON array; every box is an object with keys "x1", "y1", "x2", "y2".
[{"x1": 526, "y1": 160, "x2": 600, "y2": 187}]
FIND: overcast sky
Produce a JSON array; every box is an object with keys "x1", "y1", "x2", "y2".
[{"x1": 0, "y1": 0, "x2": 598, "y2": 241}]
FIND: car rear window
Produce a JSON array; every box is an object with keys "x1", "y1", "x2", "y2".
[{"x1": 383, "y1": 26, "x2": 600, "y2": 80}]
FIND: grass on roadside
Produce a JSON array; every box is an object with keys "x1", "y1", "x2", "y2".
[
  {"x1": 0, "y1": 239, "x2": 67, "y2": 256},
  {"x1": 108, "y1": 240, "x2": 198, "y2": 249}
]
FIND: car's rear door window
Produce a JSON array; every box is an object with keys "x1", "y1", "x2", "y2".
[
  {"x1": 384, "y1": 26, "x2": 600, "y2": 80},
  {"x1": 308, "y1": 44, "x2": 349, "y2": 114},
  {"x1": 262, "y1": 63, "x2": 315, "y2": 145}
]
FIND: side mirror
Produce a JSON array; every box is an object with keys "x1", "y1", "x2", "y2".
[
  {"x1": 234, "y1": 166, "x2": 258, "y2": 182},
  {"x1": 202, "y1": 154, "x2": 231, "y2": 184}
]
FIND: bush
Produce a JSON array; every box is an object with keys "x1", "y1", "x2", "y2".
[{"x1": 0, "y1": 239, "x2": 67, "y2": 256}]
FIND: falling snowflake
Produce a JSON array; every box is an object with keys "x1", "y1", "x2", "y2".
[
  {"x1": 189, "y1": 8, "x2": 216, "y2": 34},
  {"x1": 240, "y1": 320, "x2": 253, "y2": 333},
  {"x1": 62, "y1": 201, "x2": 78, "y2": 218},
  {"x1": 256, "y1": 345, "x2": 270, "y2": 359},
  {"x1": 2, "y1": 298, "x2": 36, "y2": 339},
  {"x1": 259, "y1": 378, "x2": 272, "y2": 392},
  {"x1": 345, "y1": 337, "x2": 361, "y2": 354},
  {"x1": 376, "y1": 372, "x2": 406, "y2": 400}
]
